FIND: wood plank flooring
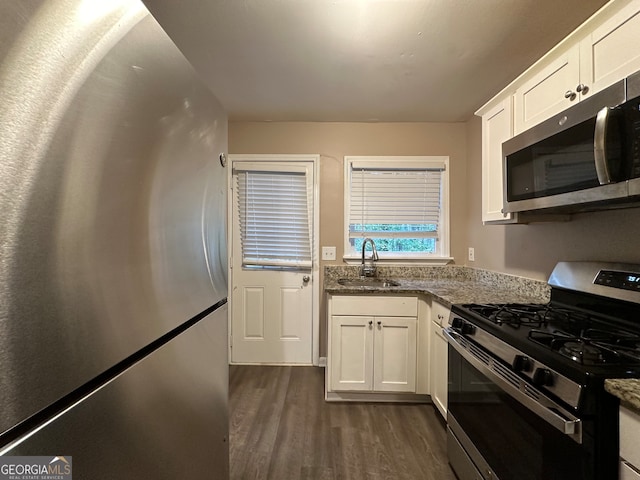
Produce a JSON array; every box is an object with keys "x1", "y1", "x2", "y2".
[{"x1": 229, "y1": 365, "x2": 456, "y2": 480}]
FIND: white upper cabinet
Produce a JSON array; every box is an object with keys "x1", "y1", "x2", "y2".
[
  {"x1": 481, "y1": 97, "x2": 515, "y2": 223},
  {"x1": 513, "y1": 46, "x2": 580, "y2": 135},
  {"x1": 478, "y1": 0, "x2": 640, "y2": 223},
  {"x1": 513, "y1": 0, "x2": 640, "y2": 135},
  {"x1": 580, "y1": 1, "x2": 640, "y2": 97}
]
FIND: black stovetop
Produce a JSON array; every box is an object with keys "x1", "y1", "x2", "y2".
[{"x1": 451, "y1": 290, "x2": 640, "y2": 383}]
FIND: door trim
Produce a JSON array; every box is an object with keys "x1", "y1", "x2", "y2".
[{"x1": 227, "y1": 154, "x2": 320, "y2": 366}]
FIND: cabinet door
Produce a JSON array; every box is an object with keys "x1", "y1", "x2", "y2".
[
  {"x1": 373, "y1": 317, "x2": 417, "y2": 393},
  {"x1": 514, "y1": 45, "x2": 580, "y2": 135},
  {"x1": 580, "y1": 1, "x2": 640, "y2": 98},
  {"x1": 481, "y1": 97, "x2": 514, "y2": 223},
  {"x1": 620, "y1": 405, "x2": 640, "y2": 470},
  {"x1": 430, "y1": 320, "x2": 448, "y2": 419},
  {"x1": 330, "y1": 316, "x2": 374, "y2": 391},
  {"x1": 621, "y1": 461, "x2": 640, "y2": 480}
]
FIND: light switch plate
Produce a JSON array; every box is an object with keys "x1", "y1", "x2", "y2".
[
  {"x1": 468, "y1": 247, "x2": 475, "y2": 262},
  {"x1": 322, "y1": 246, "x2": 337, "y2": 261}
]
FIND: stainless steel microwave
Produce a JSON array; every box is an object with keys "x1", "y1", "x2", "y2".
[{"x1": 502, "y1": 70, "x2": 640, "y2": 215}]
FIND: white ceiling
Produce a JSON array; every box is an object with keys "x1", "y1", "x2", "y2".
[{"x1": 142, "y1": 0, "x2": 609, "y2": 122}]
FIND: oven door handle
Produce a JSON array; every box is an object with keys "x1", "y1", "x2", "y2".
[{"x1": 444, "y1": 328, "x2": 582, "y2": 443}]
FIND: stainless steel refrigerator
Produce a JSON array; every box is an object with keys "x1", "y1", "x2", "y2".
[{"x1": 0, "y1": 0, "x2": 229, "y2": 478}]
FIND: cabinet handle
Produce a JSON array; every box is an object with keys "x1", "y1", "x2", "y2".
[
  {"x1": 368, "y1": 321, "x2": 373, "y2": 327},
  {"x1": 377, "y1": 321, "x2": 382, "y2": 327},
  {"x1": 576, "y1": 83, "x2": 588, "y2": 94},
  {"x1": 564, "y1": 90, "x2": 576, "y2": 100},
  {"x1": 438, "y1": 314, "x2": 444, "y2": 320}
]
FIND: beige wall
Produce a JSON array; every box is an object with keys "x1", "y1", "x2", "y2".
[
  {"x1": 230, "y1": 121, "x2": 469, "y2": 265},
  {"x1": 229, "y1": 121, "x2": 468, "y2": 357},
  {"x1": 465, "y1": 115, "x2": 640, "y2": 281}
]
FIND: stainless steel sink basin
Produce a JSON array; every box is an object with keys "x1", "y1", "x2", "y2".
[{"x1": 337, "y1": 278, "x2": 401, "y2": 287}]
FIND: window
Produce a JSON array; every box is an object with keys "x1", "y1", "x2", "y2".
[
  {"x1": 234, "y1": 162, "x2": 313, "y2": 268},
  {"x1": 344, "y1": 156, "x2": 450, "y2": 261}
]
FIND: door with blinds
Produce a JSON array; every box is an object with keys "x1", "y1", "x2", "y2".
[{"x1": 230, "y1": 159, "x2": 315, "y2": 364}]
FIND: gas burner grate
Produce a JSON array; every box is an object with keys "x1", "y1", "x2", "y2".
[
  {"x1": 459, "y1": 300, "x2": 640, "y2": 368},
  {"x1": 468, "y1": 304, "x2": 551, "y2": 328},
  {"x1": 527, "y1": 329, "x2": 640, "y2": 366}
]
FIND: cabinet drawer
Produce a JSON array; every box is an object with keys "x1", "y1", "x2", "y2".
[
  {"x1": 331, "y1": 295, "x2": 418, "y2": 317},
  {"x1": 431, "y1": 300, "x2": 450, "y2": 327},
  {"x1": 620, "y1": 405, "x2": 640, "y2": 469}
]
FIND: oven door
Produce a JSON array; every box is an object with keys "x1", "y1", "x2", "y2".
[{"x1": 445, "y1": 329, "x2": 593, "y2": 480}]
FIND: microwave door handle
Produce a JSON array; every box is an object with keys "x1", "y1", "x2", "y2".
[{"x1": 594, "y1": 106, "x2": 614, "y2": 184}]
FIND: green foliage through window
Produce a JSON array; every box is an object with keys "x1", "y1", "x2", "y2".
[{"x1": 350, "y1": 223, "x2": 437, "y2": 253}]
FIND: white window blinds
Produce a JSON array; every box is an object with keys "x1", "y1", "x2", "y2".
[
  {"x1": 235, "y1": 167, "x2": 312, "y2": 268},
  {"x1": 348, "y1": 161, "x2": 446, "y2": 240}
]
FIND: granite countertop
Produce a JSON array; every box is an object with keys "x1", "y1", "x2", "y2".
[
  {"x1": 605, "y1": 379, "x2": 640, "y2": 412},
  {"x1": 323, "y1": 265, "x2": 550, "y2": 307},
  {"x1": 325, "y1": 265, "x2": 640, "y2": 410}
]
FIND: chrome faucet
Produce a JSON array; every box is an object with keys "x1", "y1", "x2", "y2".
[{"x1": 360, "y1": 238, "x2": 379, "y2": 277}]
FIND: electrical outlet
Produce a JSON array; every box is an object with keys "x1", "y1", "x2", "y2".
[
  {"x1": 468, "y1": 247, "x2": 475, "y2": 262},
  {"x1": 322, "y1": 246, "x2": 337, "y2": 261}
]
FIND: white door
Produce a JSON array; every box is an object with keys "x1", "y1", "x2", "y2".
[{"x1": 230, "y1": 158, "x2": 316, "y2": 364}]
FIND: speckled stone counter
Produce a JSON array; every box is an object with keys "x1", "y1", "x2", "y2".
[
  {"x1": 605, "y1": 379, "x2": 640, "y2": 412},
  {"x1": 324, "y1": 265, "x2": 550, "y2": 307}
]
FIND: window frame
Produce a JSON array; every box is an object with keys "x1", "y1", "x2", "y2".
[{"x1": 343, "y1": 155, "x2": 452, "y2": 265}]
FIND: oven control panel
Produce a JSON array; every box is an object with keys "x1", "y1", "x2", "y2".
[{"x1": 594, "y1": 269, "x2": 640, "y2": 292}]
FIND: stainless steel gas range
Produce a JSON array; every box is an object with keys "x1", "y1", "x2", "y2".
[{"x1": 445, "y1": 261, "x2": 640, "y2": 480}]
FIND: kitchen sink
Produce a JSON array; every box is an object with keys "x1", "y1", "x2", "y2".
[{"x1": 337, "y1": 278, "x2": 401, "y2": 287}]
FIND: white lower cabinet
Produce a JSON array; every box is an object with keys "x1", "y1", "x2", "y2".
[
  {"x1": 621, "y1": 462, "x2": 640, "y2": 480},
  {"x1": 327, "y1": 295, "x2": 419, "y2": 395},
  {"x1": 430, "y1": 300, "x2": 450, "y2": 419},
  {"x1": 330, "y1": 315, "x2": 417, "y2": 392},
  {"x1": 620, "y1": 405, "x2": 640, "y2": 479}
]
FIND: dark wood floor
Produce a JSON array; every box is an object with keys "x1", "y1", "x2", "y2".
[{"x1": 229, "y1": 365, "x2": 456, "y2": 480}]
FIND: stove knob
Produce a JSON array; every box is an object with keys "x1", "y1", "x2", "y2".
[
  {"x1": 461, "y1": 323, "x2": 476, "y2": 335},
  {"x1": 451, "y1": 317, "x2": 464, "y2": 331},
  {"x1": 532, "y1": 368, "x2": 554, "y2": 387},
  {"x1": 512, "y1": 355, "x2": 532, "y2": 372}
]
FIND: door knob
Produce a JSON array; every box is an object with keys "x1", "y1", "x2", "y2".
[{"x1": 302, "y1": 275, "x2": 310, "y2": 283}]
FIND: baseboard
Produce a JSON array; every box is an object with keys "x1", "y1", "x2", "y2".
[{"x1": 325, "y1": 391, "x2": 431, "y2": 403}]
